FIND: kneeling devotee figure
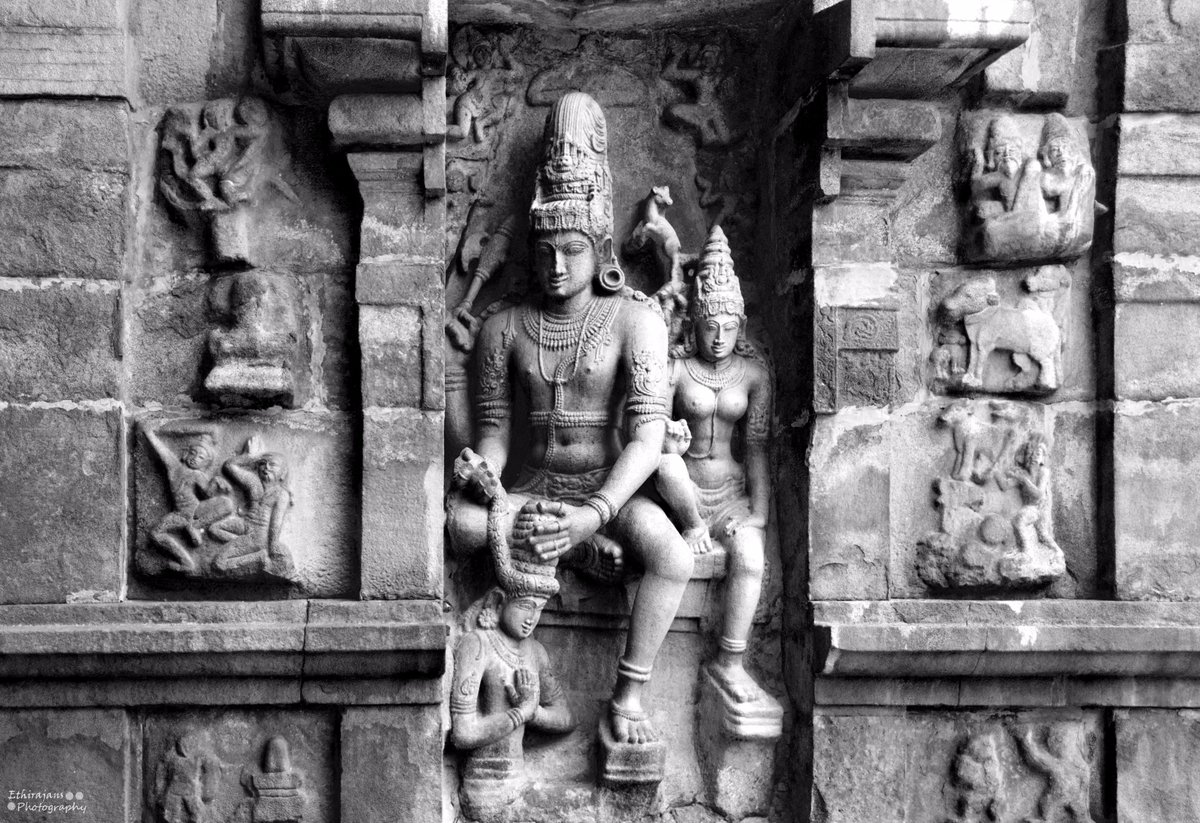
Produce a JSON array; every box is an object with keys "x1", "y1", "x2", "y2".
[{"x1": 445, "y1": 91, "x2": 694, "y2": 770}]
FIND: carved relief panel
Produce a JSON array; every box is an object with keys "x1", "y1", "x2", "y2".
[{"x1": 132, "y1": 415, "x2": 357, "y2": 597}]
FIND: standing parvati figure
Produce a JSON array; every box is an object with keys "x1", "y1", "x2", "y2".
[{"x1": 654, "y1": 225, "x2": 783, "y2": 739}]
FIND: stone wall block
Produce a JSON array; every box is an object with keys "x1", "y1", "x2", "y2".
[
  {"x1": 809, "y1": 412, "x2": 890, "y2": 600},
  {"x1": 983, "y1": 0, "x2": 1082, "y2": 107},
  {"x1": 1115, "y1": 302, "x2": 1200, "y2": 400},
  {"x1": 1115, "y1": 400, "x2": 1200, "y2": 600},
  {"x1": 0, "y1": 709, "x2": 131, "y2": 821},
  {"x1": 1114, "y1": 177, "x2": 1200, "y2": 258},
  {"x1": 0, "y1": 283, "x2": 120, "y2": 402},
  {"x1": 361, "y1": 306, "x2": 424, "y2": 408},
  {"x1": 0, "y1": 405, "x2": 123, "y2": 604},
  {"x1": 341, "y1": 706, "x2": 442, "y2": 823},
  {"x1": 361, "y1": 409, "x2": 443, "y2": 600},
  {"x1": 348, "y1": 152, "x2": 444, "y2": 261},
  {"x1": 1116, "y1": 708, "x2": 1200, "y2": 821},
  {"x1": 0, "y1": 1, "x2": 130, "y2": 97}
]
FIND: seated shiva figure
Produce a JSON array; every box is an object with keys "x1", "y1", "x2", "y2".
[
  {"x1": 654, "y1": 226, "x2": 782, "y2": 736},
  {"x1": 445, "y1": 92, "x2": 694, "y2": 750}
]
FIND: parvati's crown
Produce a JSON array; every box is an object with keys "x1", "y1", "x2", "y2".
[
  {"x1": 692, "y1": 225, "x2": 744, "y2": 319},
  {"x1": 529, "y1": 92, "x2": 613, "y2": 244}
]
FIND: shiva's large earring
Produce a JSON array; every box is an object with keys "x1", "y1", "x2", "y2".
[{"x1": 596, "y1": 261, "x2": 624, "y2": 293}]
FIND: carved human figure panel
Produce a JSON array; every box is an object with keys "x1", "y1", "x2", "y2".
[
  {"x1": 139, "y1": 422, "x2": 296, "y2": 583},
  {"x1": 917, "y1": 400, "x2": 1065, "y2": 594},
  {"x1": 961, "y1": 112, "x2": 1096, "y2": 264},
  {"x1": 444, "y1": 92, "x2": 694, "y2": 784}
]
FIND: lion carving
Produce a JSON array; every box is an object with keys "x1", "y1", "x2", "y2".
[{"x1": 941, "y1": 276, "x2": 1061, "y2": 391}]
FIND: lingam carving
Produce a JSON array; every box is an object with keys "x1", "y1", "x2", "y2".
[
  {"x1": 655, "y1": 226, "x2": 782, "y2": 740},
  {"x1": 445, "y1": 92, "x2": 693, "y2": 787},
  {"x1": 933, "y1": 267, "x2": 1070, "y2": 395},
  {"x1": 662, "y1": 41, "x2": 736, "y2": 148},
  {"x1": 158, "y1": 97, "x2": 296, "y2": 265},
  {"x1": 206, "y1": 271, "x2": 301, "y2": 407},
  {"x1": 962, "y1": 112, "x2": 1096, "y2": 264},
  {"x1": 917, "y1": 401, "x2": 1065, "y2": 593},
  {"x1": 139, "y1": 422, "x2": 296, "y2": 583},
  {"x1": 449, "y1": 451, "x2": 574, "y2": 817},
  {"x1": 154, "y1": 732, "x2": 223, "y2": 823},
  {"x1": 240, "y1": 736, "x2": 305, "y2": 823}
]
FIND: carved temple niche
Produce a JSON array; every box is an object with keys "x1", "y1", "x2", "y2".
[
  {"x1": 130, "y1": 414, "x2": 358, "y2": 598},
  {"x1": 144, "y1": 710, "x2": 334, "y2": 823},
  {"x1": 438, "y1": 13, "x2": 787, "y2": 820},
  {"x1": 812, "y1": 710, "x2": 1104, "y2": 823}
]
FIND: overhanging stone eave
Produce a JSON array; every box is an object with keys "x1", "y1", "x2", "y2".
[
  {"x1": 815, "y1": 599, "x2": 1200, "y2": 679},
  {"x1": 0, "y1": 599, "x2": 449, "y2": 682}
]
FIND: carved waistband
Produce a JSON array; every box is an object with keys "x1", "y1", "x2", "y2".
[{"x1": 529, "y1": 410, "x2": 613, "y2": 429}]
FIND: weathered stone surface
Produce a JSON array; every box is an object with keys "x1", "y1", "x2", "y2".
[
  {"x1": 0, "y1": 100, "x2": 128, "y2": 172},
  {"x1": 146, "y1": 709, "x2": 336, "y2": 823},
  {"x1": 809, "y1": 411, "x2": 890, "y2": 600},
  {"x1": 1115, "y1": 303, "x2": 1200, "y2": 399},
  {"x1": 1115, "y1": 400, "x2": 1200, "y2": 600},
  {"x1": 1116, "y1": 709, "x2": 1200, "y2": 822},
  {"x1": 361, "y1": 409, "x2": 443, "y2": 600},
  {"x1": 0, "y1": 709, "x2": 130, "y2": 821},
  {"x1": 1118, "y1": 113, "x2": 1200, "y2": 177},
  {"x1": 131, "y1": 0, "x2": 219, "y2": 104},
  {"x1": 360, "y1": 306, "x2": 424, "y2": 408},
  {"x1": 131, "y1": 412, "x2": 358, "y2": 598},
  {"x1": 1125, "y1": 0, "x2": 1200, "y2": 42},
  {"x1": 329, "y1": 94, "x2": 429, "y2": 149},
  {"x1": 1123, "y1": 43, "x2": 1200, "y2": 112},
  {"x1": 0, "y1": 170, "x2": 127, "y2": 279},
  {"x1": 1115, "y1": 177, "x2": 1200, "y2": 257},
  {"x1": 0, "y1": 1, "x2": 129, "y2": 97},
  {"x1": 983, "y1": 0, "x2": 1082, "y2": 107},
  {"x1": 0, "y1": 406, "x2": 122, "y2": 605},
  {"x1": 1113, "y1": 254, "x2": 1200, "y2": 303},
  {"x1": 696, "y1": 669, "x2": 777, "y2": 818},
  {"x1": 342, "y1": 706, "x2": 442, "y2": 823},
  {"x1": 0, "y1": 283, "x2": 119, "y2": 402},
  {"x1": 349, "y1": 152, "x2": 442, "y2": 261},
  {"x1": 813, "y1": 710, "x2": 1101, "y2": 823}
]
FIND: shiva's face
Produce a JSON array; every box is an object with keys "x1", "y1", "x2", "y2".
[
  {"x1": 533, "y1": 230, "x2": 597, "y2": 302},
  {"x1": 695, "y1": 312, "x2": 742, "y2": 364},
  {"x1": 499, "y1": 595, "x2": 547, "y2": 640},
  {"x1": 257, "y1": 456, "x2": 284, "y2": 484}
]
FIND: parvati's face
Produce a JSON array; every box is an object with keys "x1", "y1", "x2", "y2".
[
  {"x1": 695, "y1": 312, "x2": 742, "y2": 364},
  {"x1": 1045, "y1": 138, "x2": 1068, "y2": 168},
  {"x1": 990, "y1": 137, "x2": 1022, "y2": 174},
  {"x1": 500, "y1": 595, "x2": 547, "y2": 640},
  {"x1": 533, "y1": 230, "x2": 597, "y2": 302}
]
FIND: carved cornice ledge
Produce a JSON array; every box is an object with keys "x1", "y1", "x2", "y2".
[
  {"x1": 814, "y1": 600, "x2": 1200, "y2": 681},
  {"x1": 0, "y1": 600, "x2": 447, "y2": 707}
]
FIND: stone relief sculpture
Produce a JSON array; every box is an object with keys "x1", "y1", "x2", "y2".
[
  {"x1": 962, "y1": 112, "x2": 1096, "y2": 264},
  {"x1": 240, "y1": 737, "x2": 305, "y2": 823},
  {"x1": 444, "y1": 91, "x2": 693, "y2": 787},
  {"x1": 917, "y1": 401, "x2": 1065, "y2": 593},
  {"x1": 158, "y1": 97, "x2": 297, "y2": 264},
  {"x1": 933, "y1": 267, "x2": 1070, "y2": 395},
  {"x1": 449, "y1": 450, "x2": 574, "y2": 816},
  {"x1": 1017, "y1": 724, "x2": 1094, "y2": 823},
  {"x1": 139, "y1": 422, "x2": 297, "y2": 584},
  {"x1": 526, "y1": 34, "x2": 646, "y2": 108},
  {"x1": 206, "y1": 271, "x2": 300, "y2": 407},
  {"x1": 154, "y1": 732, "x2": 223, "y2": 823},
  {"x1": 654, "y1": 225, "x2": 782, "y2": 740},
  {"x1": 946, "y1": 734, "x2": 1004, "y2": 823},
  {"x1": 447, "y1": 28, "x2": 523, "y2": 152},
  {"x1": 662, "y1": 40, "x2": 736, "y2": 148}
]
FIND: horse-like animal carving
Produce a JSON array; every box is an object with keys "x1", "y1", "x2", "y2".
[{"x1": 942, "y1": 276, "x2": 1061, "y2": 391}]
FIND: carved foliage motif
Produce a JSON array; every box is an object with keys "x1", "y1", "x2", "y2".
[
  {"x1": 960, "y1": 111, "x2": 1096, "y2": 264},
  {"x1": 137, "y1": 422, "x2": 296, "y2": 584},
  {"x1": 933, "y1": 267, "x2": 1071, "y2": 396},
  {"x1": 917, "y1": 400, "x2": 1065, "y2": 593}
]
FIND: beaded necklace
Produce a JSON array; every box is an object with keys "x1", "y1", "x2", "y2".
[{"x1": 485, "y1": 626, "x2": 525, "y2": 669}]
